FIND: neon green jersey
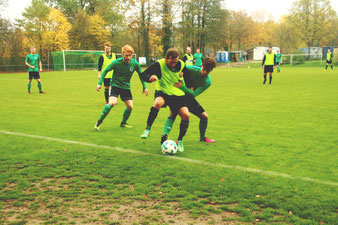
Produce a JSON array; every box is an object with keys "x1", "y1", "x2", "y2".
[{"x1": 102, "y1": 53, "x2": 116, "y2": 79}]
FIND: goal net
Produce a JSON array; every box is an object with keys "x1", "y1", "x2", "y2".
[
  {"x1": 280, "y1": 53, "x2": 323, "y2": 67},
  {"x1": 51, "y1": 50, "x2": 137, "y2": 71}
]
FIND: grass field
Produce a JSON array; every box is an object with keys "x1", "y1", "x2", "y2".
[{"x1": 0, "y1": 66, "x2": 337, "y2": 224}]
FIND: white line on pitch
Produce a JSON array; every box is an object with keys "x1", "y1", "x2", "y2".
[{"x1": 0, "y1": 130, "x2": 337, "y2": 187}]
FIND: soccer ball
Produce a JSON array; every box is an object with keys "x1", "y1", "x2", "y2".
[{"x1": 161, "y1": 140, "x2": 177, "y2": 155}]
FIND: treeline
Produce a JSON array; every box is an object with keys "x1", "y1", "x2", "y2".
[{"x1": 0, "y1": 0, "x2": 337, "y2": 68}]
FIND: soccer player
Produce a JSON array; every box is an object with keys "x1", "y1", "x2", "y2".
[
  {"x1": 193, "y1": 48, "x2": 203, "y2": 67},
  {"x1": 276, "y1": 50, "x2": 282, "y2": 73},
  {"x1": 94, "y1": 45, "x2": 148, "y2": 130},
  {"x1": 182, "y1": 47, "x2": 194, "y2": 66},
  {"x1": 98, "y1": 43, "x2": 116, "y2": 104},
  {"x1": 25, "y1": 46, "x2": 46, "y2": 94},
  {"x1": 261, "y1": 47, "x2": 276, "y2": 85},
  {"x1": 141, "y1": 48, "x2": 189, "y2": 152},
  {"x1": 324, "y1": 49, "x2": 333, "y2": 71},
  {"x1": 172, "y1": 57, "x2": 217, "y2": 142}
]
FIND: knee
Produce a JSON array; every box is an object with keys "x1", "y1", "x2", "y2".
[
  {"x1": 199, "y1": 113, "x2": 208, "y2": 120},
  {"x1": 153, "y1": 102, "x2": 163, "y2": 109},
  {"x1": 181, "y1": 113, "x2": 189, "y2": 121}
]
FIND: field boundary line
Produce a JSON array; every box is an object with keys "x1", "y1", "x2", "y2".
[{"x1": 1, "y1": 130, "x2": 337, "y2": 187}]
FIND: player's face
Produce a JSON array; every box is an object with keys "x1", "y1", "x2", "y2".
[
  {"x1": 122, "y1": 51, "x2": 132, "y2": 64},
  {"x1": 187, "y1": 48, "x2": 191, "y2": 54},
  {"x1": 197, "y1": 49, "x2": 200, "y2": 54},
  {"x1": 328, "y1": 49, "x2": 331, "y2": 53},
  {"x1": 268, "y1": 48, "x2": 272, "y2": 53},
  {"x1": 31, "y1": 48, "x2": 36, "y2": 54},
  {"x1": 165, "y1": 57, "x2": 178, "y2": 70},
  {"x1": 105, "y1": 46, "x2": 111, "y2": 53},
  {"x1": 201, "y1": 66, "x2": 213, "y2": 76}
]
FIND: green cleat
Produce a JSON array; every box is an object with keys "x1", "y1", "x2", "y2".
[
  {"x1": 94, "y1": 120, "x2": 102, "y2": 131},
  {"x1": 177, "y1": 140, "x2": 184, "y2": 152},
  {"x1": 141, "y1": 129, "x2": 150, "y2": 139},
  {"x1": 120, "y1": 122, "x2": 132, "y2": 128}
]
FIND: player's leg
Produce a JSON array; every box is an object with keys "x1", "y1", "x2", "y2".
[
  {"x1": 325, "y1": 62, "x2": 328, "y2": 71},
  {"x1": 95, "y1": 86, "x2": 119, "y2": 130},
  {"x1": 121, "y1": 100, "x2": 133, "y2": 128},
  {"x1": 263, "y1": 73, "x2": 267, "y2": 84},
  {"x1": 104, "y1": 78, "x2": 110, "y2": 104},
  {"x1": 120, "y1": 88, "x2": 133, "y2": 128},
  {"x1": 176, "y1": 106, "x2": 190, "y2": 152},
  {"x1": 269, "y1": 72, "x2": 272, "y2": 84},
  {"x1": 330, "y1": 62, "x2": 333, "y2": 71},
  {"x1": 141, "y1": 93, "x2": 165, "y2": 138},
  {"x1": 197, "y1": 112, "x2": 215, "y2": 142},
  {"x1": 35, "y1": 72, "x2": 45, "y2": 94},
  {"x1": 27, "y1": 77, "x2": 32, "y2": 94}
]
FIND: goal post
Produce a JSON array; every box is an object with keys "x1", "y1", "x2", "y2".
[{"x1": 51, "y1": 50, "x2": 137, "y2": 71}]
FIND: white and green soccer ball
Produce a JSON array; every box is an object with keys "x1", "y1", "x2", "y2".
[{"x1": 161, "y1": 140, "x2": 177, "y2": 155}]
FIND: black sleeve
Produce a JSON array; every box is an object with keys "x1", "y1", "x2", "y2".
[
  {"x1": 274, "y1": 55, "x2": 276, "y2": 66},
  {"x1": 141, "y1": 62, "x2": 162, "y2": 82},
  {"x1": 98, "y1": 55, "x2": 104, "y2": 71},
  {"x1": 182, "y1": 67, "x2": 193, "y2": 88},
  {"x1": 261, "y1": 55, "x2": 266, "y2": 66},
  {"x1": 182, "y1": 55, "x2": 187, "y2": 63}
]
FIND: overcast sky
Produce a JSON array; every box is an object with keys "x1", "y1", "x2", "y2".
[{"x1": 1, "y1": 0, "x2": 338, "y2": 22}]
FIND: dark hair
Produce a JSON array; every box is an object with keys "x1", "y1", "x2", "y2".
[
  {"x1": 104, "y1": 43, "x2": 110, "y2": 47},
  {"x1": 166, "y1": 48, "x2": 179, "y2": 59},
  {"x1": 203, "y1": 57, "x2": 217, "y2": 71}
]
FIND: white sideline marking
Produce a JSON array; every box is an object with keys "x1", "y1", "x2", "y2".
[{"x1": 1, "y1": 130, "x2": 337, "y2": 187}]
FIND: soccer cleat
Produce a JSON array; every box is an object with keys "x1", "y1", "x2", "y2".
[
  {"x1": 120, "y1": 122, "x2": 132, "y2": 128},
  {"x1": 106, "y1": 101, "x2": 109, "y2": 104},
  {"x1": 94, "y1": 120, "x2": 102, "y2": 130},
  {"x1": 160, "y1": 134, "x2": 168, "y2": 145},
  {"x1": 324, "y1": 69, "x2": 327, "y2": 71},
  {"x1": 39, "y1": 91, "x2": 46, "y2": 94},
  {"x1": 27, "y1": 92, "x2": 31, "y2": 95},
  {"x1": 200, "y1": 137, "x2": 216, "y2": 143},
  {"x1": 176, "y1": 140, "x2": 184, "y2": 152},
  {"x1": 141, "y1": 129, "x2": 151, "y2": 139}
]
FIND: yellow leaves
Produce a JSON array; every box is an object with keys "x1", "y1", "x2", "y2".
[
  {"x1": 88, "y1": 14, "x2": 110, "y2": 47},
  {"x1": 42, "y1": 8, "x2": 71, "y2": 51}
]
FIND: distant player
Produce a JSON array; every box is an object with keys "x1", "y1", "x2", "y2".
[
  {"x1": 94, "y1": 45, "x2": 148, "y2": 130},
  {"x1": 261, "y1": 47, "x2": 276, "y2": 85},
  {"x1": 193, "y1": 48, "x2": 203, "y2": 67},
  {"x1": 173, "y1": 57, "x2": 217, "y2": 142},
  {"x1": 276, "y1": 50, "x2": 282, "y2": 73},
  {"x1": 141, "y1": 48, "x2": 189, "y2": 152},
  {"x1": 182, "y1": 47, "x2": 194, "y2": 66},
  {"x1": 25, "y1": 46, "x2": 46, "y2": 94},
  {"x1": 324, "y1": 49, "x2": 333, "y2": 71},
  {"x1": 98, "y1": 43, "x2": 116, "y2": 104}
]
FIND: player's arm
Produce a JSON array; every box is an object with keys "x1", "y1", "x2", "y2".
[
  {"x1": 182, "y1": 55, "x2": 187, "y2": 63},
  {"x1": 98, "y1": 55, "x2": 104, "y2": 79},
  {"x1": 280, "y1": 55, "x2": 282, "y2": 64},
  {"x1": 97, "y1": 61, "x2": 115, "y2": 91},
  {"x1": 274, "y1": 55, "x2": 276, "y2": 67},
  {"x1": 25, "y1": 56, "x2": 34, "y2": 69},
  {"x1": 136, "y1": 63, "x2": 148, "y2": 96},
  {"x1": 39, "y1": 56, "x2": 42, "y2": 72},
  {"x1": 140, "y1": 62, "x2": 161, "y2": 83},
  {"x1": 176, "y1": 80, "x2": 211, "y2": 97},
  {"x1": 261, "y1": 55, "x2": 266, "y2": 68}
]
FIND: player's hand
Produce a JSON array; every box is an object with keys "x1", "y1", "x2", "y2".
[
  {"x1": 96, "y1": 85, "x2": 101, "y2": 92},
  {"x1": 143, "y1": 88, "x2": 149, "y2": 96},
  {"x1": 40, "y1": 68, "x2": 43, "y2": 72},
  {"x1": 179, "y1": 72, "x2": 183, "y2": 78},
  {"x1": 149, "y1": 75, "x2": 158, "y2": 82},
  {"x1": 174, "y1": 81, "x2": 182, "y2": 88},
  {"x1": 261, "y1": 66, "x2": 264, "y2": 69},
  {"x1": 273, "y1": 66, "x2": 275, "y2": 69},
  {"x1": 31, "y1": 66, "x2": 35, "y2": 69}
]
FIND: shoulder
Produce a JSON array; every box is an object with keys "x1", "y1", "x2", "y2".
[{"x1": 131, "y1": 59, "x2": 140, "y2": 67}]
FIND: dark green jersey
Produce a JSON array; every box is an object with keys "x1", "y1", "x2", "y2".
[
  {"x1": 179, "y1": 65, "x2": 211, "y2": 97},
  {"x1": 25, "y1": 54, "x2": 40, "y2": 72},
  {"x1": 98, "y1": 58, "x2": 146, "y2": 90},
  {"x1": 276, "y1": 53, "x2": 282, "y2": 62},
  {"x1": 193, "y1": 53, "x2": 203, "y2": 67}
]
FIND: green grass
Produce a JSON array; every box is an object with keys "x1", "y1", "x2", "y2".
[{"x1": 0, "y1": 67, "x2": 337, "y2": 224}]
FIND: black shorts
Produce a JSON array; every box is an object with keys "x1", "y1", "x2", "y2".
[
  {"x1": 326, "y1": 60, "x2": 332, "y2": 64},
  {"x1": 109, "y1": 86, "x2": 132, "y2": 101},
  {"x1": 185, "y1": 95, "x2": 205, "y2": 116},
  {"x1": 155, "y1": 91, "x2": 187, "y2": 115},
  {"x1": 276, "y1": 62, "x2": 280, "y2": 66},
  {"x1": 28, "y1": 71, "x2": 40, "y2": 80},
  {"x1": 264, "y1": 65, "x2": 274, "y2": 73},
  {"x1": 104, "y1": 78, "x2": 111, "y2": 87}
]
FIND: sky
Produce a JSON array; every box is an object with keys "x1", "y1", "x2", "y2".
[{"x1": 1, "y1": 0, "x2": 338, "y2": 22}]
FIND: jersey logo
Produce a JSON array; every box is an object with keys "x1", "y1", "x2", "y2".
[{"x1": 130, "y1": 67, "x2": 133, "y2": 72}]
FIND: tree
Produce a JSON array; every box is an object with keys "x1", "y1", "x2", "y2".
[
  {"x1": 288, "y1": 0, "x2": 336, "y2": 53},
  {"x1": 42, "y1": 8, "x2": 72, "y2": 51},
  {"x1": 162, "y1": 0, "x2": 172, "y2": 55}
]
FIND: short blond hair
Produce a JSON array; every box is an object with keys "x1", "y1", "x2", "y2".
[{"x1": 122, "y1": 45, "x2": 134, "y2": 54}]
